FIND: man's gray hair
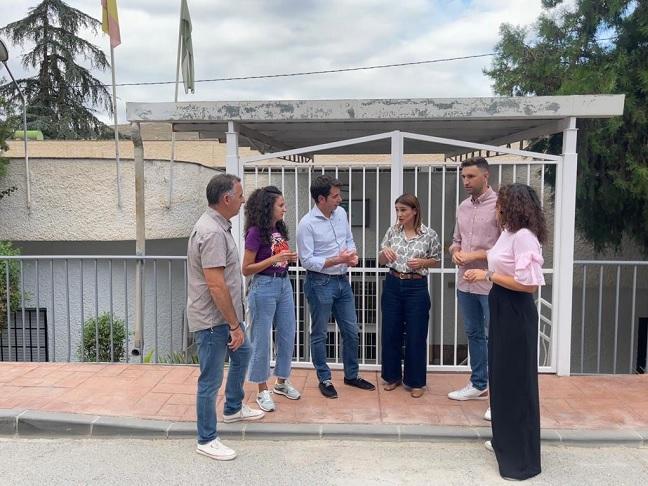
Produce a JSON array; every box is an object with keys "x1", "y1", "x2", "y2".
[{"x1": 206, "y1": 173, "x2": 241, "y2": 205}]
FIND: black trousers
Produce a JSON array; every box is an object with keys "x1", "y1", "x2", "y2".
[{"x1": 488, "y1": 283, "x2": 541, "y2": 480}]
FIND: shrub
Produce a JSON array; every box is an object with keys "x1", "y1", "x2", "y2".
[{"x1": 78, "y1": 312, "x2": 127, "y2": 362}]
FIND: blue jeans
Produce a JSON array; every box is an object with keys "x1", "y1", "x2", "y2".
[
  {"x1": 195, "y1": 324, "x2": 251, "y2": 444},
  {"x1": 381, "y1": 273, "x2": 430, "y2": 388},
  {"x1": 247, "y1": 274, "x2": 296, "y2": 383},
  {"x1": 457, "y1": 290, "x2": 490, "y2": 391},
  {"x1": 304, "y1": 272, "x2": 359, "y2": 382}
]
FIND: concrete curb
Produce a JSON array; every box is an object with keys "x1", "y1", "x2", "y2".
[{"x1": 1, "y1": 409, "x2": 647, "y2": 446}]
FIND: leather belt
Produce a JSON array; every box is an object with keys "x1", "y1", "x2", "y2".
[
  {"x1": 307, "y1": 270, "x2": 346, "y2": 278},
  {"x1": 389, "y1": 269, "x2": 425, "y2": 280}
]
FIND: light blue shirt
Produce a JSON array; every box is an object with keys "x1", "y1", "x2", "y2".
[{"x1": 297, "y1": 205, "x2": 357, "y2": 275}]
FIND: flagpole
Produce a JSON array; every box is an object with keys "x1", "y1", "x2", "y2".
[
  {"x1": 167, "y1": 2, "x2": 183, "y2": 209},
  {"x1": 110, "y1": 44, "x2": 122, "y2": 209}
]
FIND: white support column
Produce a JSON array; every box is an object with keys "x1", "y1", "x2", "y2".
[
  {"x1": 554, "y1": 117, "x2": 578, "y2": 376},
  {"x1": 390, "y1": 130, "x2": 404, "y2": 225},
  {"x1": 226, "y1": 121, "x2": 243, "y2": 250},
  {"x1": 132, "y1": 121, "x2": 145, "y2": 359}
]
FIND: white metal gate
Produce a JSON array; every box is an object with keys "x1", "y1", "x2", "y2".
[{"x1": 239, "y1": 130, "x2": 566, "y2": 373}]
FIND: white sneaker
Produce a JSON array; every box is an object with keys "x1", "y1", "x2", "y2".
[
  {"x1": 196, "y1": 438, "x2": 237, "y2": 461},
  {"x1": 273, "y1": 380, "x2": 301, "y2": 400},
  {"x1": 223, "y1": 404, "x2": 265, "y2": 423},
  {"x1": 447, "y1": 383, "x2": 488, "y2": 401},
  {"x1": 256, "y1": 390, "x2": 276, "y2": 412},
  {"x1": 484, "y1": 440, "x2": 494, "y2": 453},
  {"x1": 484, "y1": 407, "x2": 491, "y2": 421}
]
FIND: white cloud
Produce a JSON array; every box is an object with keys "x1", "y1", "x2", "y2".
[{"x1": 1, "y1": 0, "x2": 545, "y2": 123}]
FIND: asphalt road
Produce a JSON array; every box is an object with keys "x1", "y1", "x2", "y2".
[{"x1": 1, "y1": 437, "x2": 647, "y2": 485}]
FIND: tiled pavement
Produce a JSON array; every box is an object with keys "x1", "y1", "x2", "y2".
[{"x1": 1, "y1": 362, "x2": 648, "y2": 431}]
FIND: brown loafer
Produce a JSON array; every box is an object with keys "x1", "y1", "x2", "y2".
[
  {"x1": 383, "y1": 381, "x2": 401, "y2": 391},
  {"x1": 410, "y1": 388, "x2": 424, "y2": 398}
]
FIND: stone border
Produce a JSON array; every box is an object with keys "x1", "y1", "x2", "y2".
[{"x1": 0, "y1": 409, "x2": 646, "y2": 446}]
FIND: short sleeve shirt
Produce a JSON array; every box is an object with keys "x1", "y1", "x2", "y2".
[
  {"x1": 381, "y1": 224, "x2": 441, "y2": 276},
  {"x1": 245, "y1": 225, "x2": 290, "y2": 276},
  {"x1": 186, "y1": 208, "x2": 244, "y2": 332},
  {"x1": 488, "y1": 228, "x2": 545, "y2": 286}
]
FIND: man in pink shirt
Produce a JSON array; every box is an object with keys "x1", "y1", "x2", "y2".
[{"x1": 448, "y1": 157, "x2": 499, "y2": 413}]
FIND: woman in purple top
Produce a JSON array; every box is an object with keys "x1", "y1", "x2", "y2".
[
  {"x1": 243, "y1": 186, "x2": 300, "y2": 412},
  {"x1": 465, "y1": 183, "x2": 546, "y2": 481}
]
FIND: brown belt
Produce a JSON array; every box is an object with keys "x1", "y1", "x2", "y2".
[{"x1": 389, "y1": 269, "x2": 425, "y2": 280}]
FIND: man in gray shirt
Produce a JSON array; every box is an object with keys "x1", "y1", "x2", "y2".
[{"x1": 188, "y1": 173, "x2": 264, "y2": 461}]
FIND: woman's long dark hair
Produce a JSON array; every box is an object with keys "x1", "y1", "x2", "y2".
[
  {"x1": 244, "y1": 185, "x2": 289, "y2": 245},
  {"x1": 497, "y1": 183, "x2": 547, "y2": 244}
]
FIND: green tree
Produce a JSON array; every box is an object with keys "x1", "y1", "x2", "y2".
[
  {"x1": 0, "y1": 91, "x2": 17, "y2": 200},
  {"x1": 0, "y1": 0, "x2": 113, "y2": 140},
  {"x1": 485, "y1": 0, "x2": 648, "y2": 254}
]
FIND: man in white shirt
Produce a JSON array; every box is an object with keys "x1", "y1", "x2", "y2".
[{"x1": 297, "y1": 175, "x2": 376, "y2": 398}]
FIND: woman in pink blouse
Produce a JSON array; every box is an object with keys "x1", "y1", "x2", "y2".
[{"x1": 464, "y1": 183, "x2": 546, "y2": 481}]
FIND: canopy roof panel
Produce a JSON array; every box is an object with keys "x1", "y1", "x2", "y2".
[{"x1": 126, "y1": 95, "x2": 624, "y2": 155}]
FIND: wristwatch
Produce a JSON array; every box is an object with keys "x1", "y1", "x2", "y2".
[{"x1": 485, "y1": 270, "x2": 494, "y2": 282}]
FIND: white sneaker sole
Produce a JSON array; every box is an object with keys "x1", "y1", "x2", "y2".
[
  {"x1": 447, "y1": 393, "x2": 489, "y2": 401},
  {"x1": 273, "y1": 388, "x2": 301, "y2": 400},
  {"x1": 222, "y1": 411, "x2": 266, "y2": 423},
  {"x1": 196, "y1": 448, "x2": 237, "y2": 461}
]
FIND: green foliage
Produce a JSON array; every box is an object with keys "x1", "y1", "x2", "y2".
[
  {"x1": 0, "y1": 241, "x2": 22, "y2": 331},
  {"x1": 0, "y1": 93, "x2": 18, "y2": 200},
  {"x1": 485, "y1": 0, "x2": 648, "y2": 254},
  {"x1": 143, "y1": 347, "x2": 199, "y2": 365},
  {"x1": 78, "y1": 312, "x2": 126, "y2": 362},
  {"x1": 0, "y1": 0, "x2": 114, "y2": 140},
  {"x1": 0, "y1": 92, "x2": 15, "y2": 176}
]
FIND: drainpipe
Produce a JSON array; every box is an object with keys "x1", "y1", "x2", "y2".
[{"x1": 131, "y1": 122, "x2": 145, "y2": 359}]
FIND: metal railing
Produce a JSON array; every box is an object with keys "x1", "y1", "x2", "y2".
[
  {"x1": 1, "y1": 256, "x2": 189, "y2": 364},
  {"x1": 3, "y1": 253, "x2": 555, "y2": 373},
  {"x1": 571, "y1": 260, "x2": 648, "y2": 374},
  {"x1": 244, "y1": 162, "x2": 557, "y2": 372}
]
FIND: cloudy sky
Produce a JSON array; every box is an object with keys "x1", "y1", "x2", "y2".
[{"x1": 1, "y1": 0, "x2": 548, "y2": 123}]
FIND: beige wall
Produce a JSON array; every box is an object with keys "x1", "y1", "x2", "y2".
[
  {"x1": 5, "y1": 138, "x2": 505, "y2": 168},
  {"x1": 0, "y1": 157, "x2": 220, "y2": 241},
  {"x1": 5, "y1": 139, "x2": 243, "y2": 169}
]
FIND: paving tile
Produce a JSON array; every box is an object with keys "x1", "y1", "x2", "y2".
[
  {"x1": 95, "y1": 364, "x2": 130, "y2": 376},
  {"x1": 159, "y1": 366, "x2": 196, "y2": 384},
  {"x1": 166, "y1": 393, "x2": 195, "y2": 405},
  {"x1": 47, "y1": 372, "x2": 92, "y2": 388},
  {"x1": 157, "y1": 403, "x2": 190, "y2": 420},
  {"x1": 181, "y1": 408, "x2": 197, "y2": 422},
  {"x1": 2, "y1": 363, "x2": 648, "y2": 435},
  {"x1": 150, "y1": 382, "x2": 196, "y2": 395}
]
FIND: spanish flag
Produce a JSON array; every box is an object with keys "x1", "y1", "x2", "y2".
[{"x1": 101, "y1": 0, "x2": 121, "y2": 48}]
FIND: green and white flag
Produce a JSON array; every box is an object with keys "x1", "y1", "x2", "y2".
[{"x1": 180, "y1": 0, "x2": 195, "y2": 94}]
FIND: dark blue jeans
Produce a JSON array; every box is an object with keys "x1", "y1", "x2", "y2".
[
  {"x1": 381, "y1": 273, "x2": 430, "y2": 388},
  {"x1": 195, "y1": 324, "x2": 251, "y2": 444},
  {"x1": 304, "y1": 272, "x2": 359, "y2": 382},
  {"x1": 457, "y1": 290, "x2": 490, "y2": 391}
]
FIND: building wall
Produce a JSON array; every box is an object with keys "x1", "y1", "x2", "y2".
[{"x1": 0, "y1": 158, "x2": 220, "y2": 241}]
